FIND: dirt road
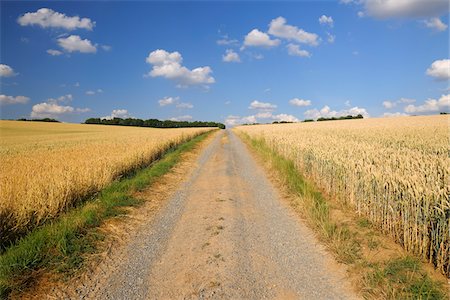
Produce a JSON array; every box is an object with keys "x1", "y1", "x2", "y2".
[{"x1": 76, "y1": 130, "x2": 358, "y2": 299}]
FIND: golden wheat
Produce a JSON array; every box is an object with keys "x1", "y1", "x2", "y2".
[
  {"x1": 0, "y1": 121, "x2": 211, "y2": 237},
  {"x1": 236, "y1": 115, "x2": 450, "y2": 276}
]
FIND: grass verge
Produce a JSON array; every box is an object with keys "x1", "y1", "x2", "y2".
[
  {"x1": 238, "y1": 131, "x2": 447, "y2": 300},
  {"x1": 0, "y1": 130, "x2": 215, "y2": 299}
]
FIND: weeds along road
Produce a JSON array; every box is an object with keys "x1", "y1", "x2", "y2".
[{"x1": 79, "y1": 130, "x2": 358, "y2": 299}]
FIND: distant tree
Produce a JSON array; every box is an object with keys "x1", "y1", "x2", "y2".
[{"x1": 84, "y1": 117, "x2": 225, "y2": 129}]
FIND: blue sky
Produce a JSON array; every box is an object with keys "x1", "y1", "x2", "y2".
[{"x1": 1, "y1": 0, "x2": 449, "y2": 125}]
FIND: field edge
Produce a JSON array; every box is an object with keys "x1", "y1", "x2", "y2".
[
  {"x1": 0, "y1": 129, "x2": 216, "y2": 299},
  {"x1": 235, "y1": 130, "x2": 448, "y2": 300}
]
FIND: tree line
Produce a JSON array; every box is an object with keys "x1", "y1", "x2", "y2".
[{"x1": 84, "y1": 117, "x2": 226, "y2": 129}]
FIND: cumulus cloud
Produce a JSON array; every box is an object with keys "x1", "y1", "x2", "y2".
[
  {"x1": 286, "y1": 44, "x2": 311, "y2": 57},
  {"x1": 158, "y1": 96, "x2": 178, "y2": 106},
  {"x1": 57, "y1": 35, "x2": 97, "y2": 53},
  {"x1": 0, "y1": 95, "x2": 30, "y2": 105},
  {"x1": 243, "y1": 29, "x2": 281, "y2": 48},
  {"x1": 249, "y1": 100, "x2": 277, "y2": 111},
  {"x1": 31, "y1": 102, "x2": 89, "y2": 118},
  {"x1": 17, "y1": 8, "x2": 95, "y2": 30},
  {"x1": 170, "y1": 115, "x2": 193, "y2": 121},
  {"x1": 47, "y1": 49, "x2": 63, "y2": 56},
  {"x1": 382, "y1": 100, "x2": 396, "y2": 109},
  {"x1": 404, "y1": 94, "x2": 449, "y2": 114},
  {"x1": 319, "y1": 15, "x2": 334, "y2": 27},
  {"x1": 145, "y1": 49, "x2": 215, "y2": 86},
  {"x1": 0, "y1": 64, "x2": 16, "y2": 77},
  {"x1": 289, "y1": 98, "x2": 312, "y2": 107},
  {"x1": 426, "y1": 59, "x2": 450, "y2": 80},
  {"x1": 364, "y1": 0, "x2": 449, "y2": 18},
  {"x1": 423, "y1": 17, "x2": 448, "y2": 31},
  {"x1": 102, "y1": 109, "x2": 130, "y2": 120},
  {"x1": 224, "y1": 112, "x2": 298, "y2": 126},
  {"x1": 223, "y1": 49, "x2": 241, "y2": 62},
  {"x1": 272, "y1": 113, "x2": 299, "y2": 122},
  {"x1": 383, "y1": 97, "x2": 416, "y2": 109},
  {"x1": 268, "y1": 17, "x2": 319, "y2": 46},
  {"x1": 30, "y1": 94, "x2": 88, "y2": 118},
  {"x1": 304, "y1": 105, "x2": 370, "y2": 119}
]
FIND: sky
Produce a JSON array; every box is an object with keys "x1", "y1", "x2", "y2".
[{"x1": 1, "y1": 0, "x2": 449, "y2": 126}]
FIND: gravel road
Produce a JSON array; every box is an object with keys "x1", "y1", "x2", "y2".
[{"x1": 83, "y1": 130, "x2": 358, "y2": 299}]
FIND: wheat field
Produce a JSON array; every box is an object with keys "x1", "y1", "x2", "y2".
[
  {"x1": 236, "y1": 115, "x2": 450, "y2": 276},
  {"x1": 0, "y1": 121, "x2": 212, "y2": 243}
]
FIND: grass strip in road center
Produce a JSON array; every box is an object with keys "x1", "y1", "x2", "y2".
[{"x1": 0, "y1": 130, "x2": 215, "y2": 298}]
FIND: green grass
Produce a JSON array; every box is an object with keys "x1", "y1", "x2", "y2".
[
  {"x1": 0, "y1": 130, "x2": 214, "y2": 299},
  {"x1": 238, "y1": 131, "x2": 446, "y2": 300}
]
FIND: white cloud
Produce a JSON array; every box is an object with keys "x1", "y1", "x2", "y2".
[
  {"x1": 158, "y1": 96, "x2": 178, "y2": 106},
  {"x1": 31, "y1": 101, "x2": 90, "y2": 118},
  {"x1": 57, "y1": 35, "x2": 97, "y2": 53},
  {"x1": 249, "y1": 100, "x2": 277, "y2": 111},
  {"x1": 74, "y1": 82, "x2": 80, "y2": 87},
  {"x1": 287, "y1": 44, "x2": 311, "y2": 57},
  {"x1": 357, "y1": 11, "x2": 366, "y2": 18},
  {"x1": 289, "y1": 98, "x2": 312, "y2": 107},
  {"x1": 423, "y1": 17, "x2": 448, "y2": 31},
  {"x1": 0, "y1": 64, "x2": 16, "y2": 77},
  {"x1": 145, "y1": 49, "x2": 215, "y2": 86},
  {"x1": 268, "y1": 17, "x2": 319, "y2": 46},
  {"x1": 170, "y1": 115, "x2": 193, "y2": 121},
  {"x1": 382, "y1": 100, "x2": 396, "y2": 109},
  {"x1": 383, "y1": 97, "x2": 416, "y2": 109},
  {"x1": 404, "y1": 94, "x2": 450, "y2": 113},
  {"x1": 223, "y1": 49, "x2": 241, "y2": 62},
  {"x1": 319, "y1": 15, "x2": 334, "y2": 27},
  {"x1": 383, "y1": 112, "x2": 409, "y2": 117},
  {"x1": 17, "y1": 8, "x2": 95, "y2": 30},
  {"x1": 272, "y1": 113, "x2": 299, "y2": 122},
  {"x1": 304, "y1": 105, "x2": 370, "y2": 119},
  {"x1": 176, "y1": 102, "x2": 193, "y2": 109},
  {"x1": 46, "y1": 94, "x2": 73, "y2": 104},
  {"x1": 217, "y1": 35, "x2": 239, "y2": 46},
  {"x1": 243, "y1": 29, "x2": 281, "y2": 48},
  {"x1": 102, "y1": 109, "x2": 130, "y2": 120},
  {"x1": 364, "y1": 0, "x2": 449, "y2": 18},
  {"x1": 0, "y1": 95, "x2": 29, "y2": 105},
  {"x1": 426, "y1": 59, "x2": 450, "y2": 80},
  {"x1": 47, "y1": 49, "x2": 63, "y2": 56},
  {"x1": 344, "y1": 100, "x2": 351, "y2": 107},
  {"x1": 97, "y1": 89, "x2": 103, "y2": 93},
  {"x1": 224, "y1": 112, "x2": 298, "y2": 126},
  {"x1": 326, "y1": 32, "x2": 336, "y2": 43}
]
